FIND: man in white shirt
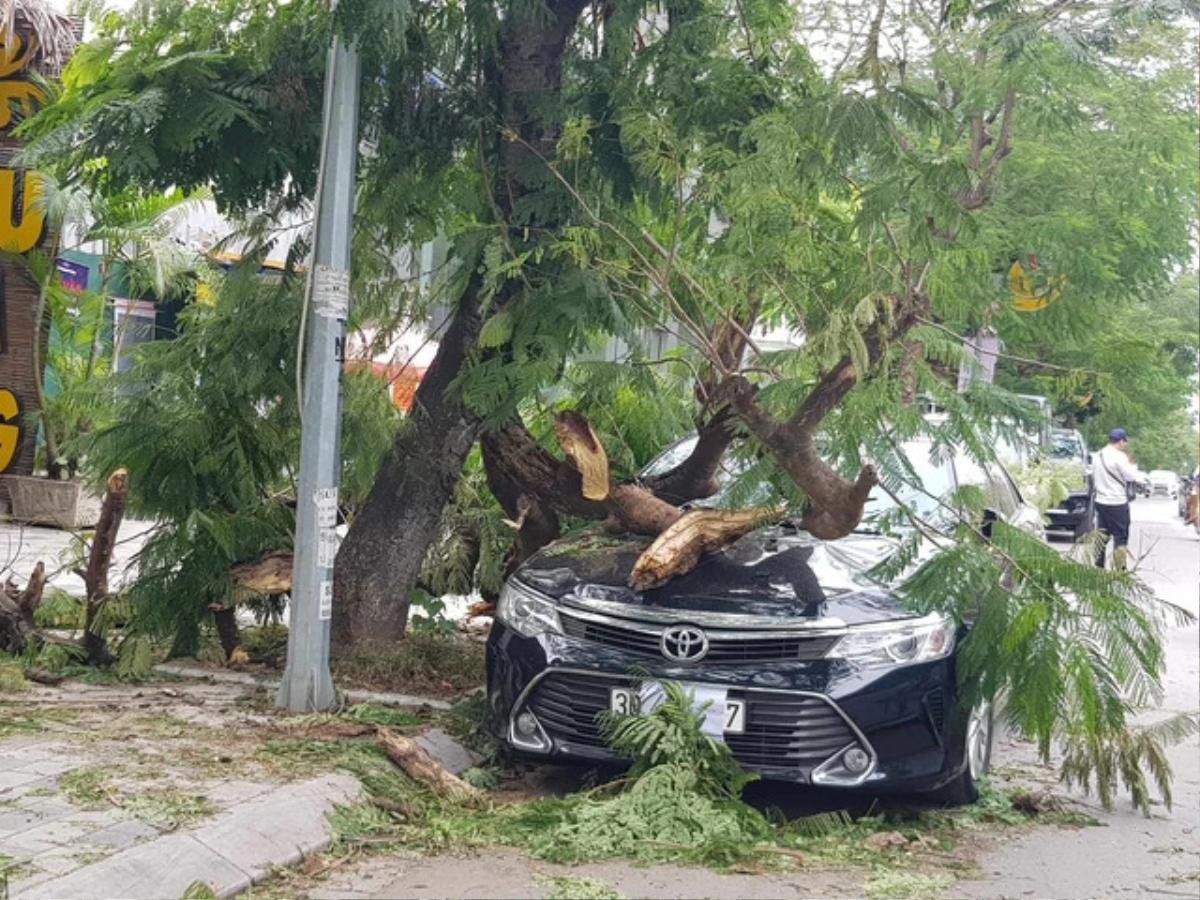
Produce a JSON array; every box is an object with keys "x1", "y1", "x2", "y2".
[{"x1": 1092, "y1": 428, "x2": 1142, "y2": 570}]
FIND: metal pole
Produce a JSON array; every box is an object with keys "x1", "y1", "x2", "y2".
[{"x1": 277, "y1": 32, "x2": 360, "y2": 712}]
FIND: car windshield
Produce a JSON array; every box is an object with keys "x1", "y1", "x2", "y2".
[{"x1": 1049, "y1": 432, "x2": 1084, "y2": 462}]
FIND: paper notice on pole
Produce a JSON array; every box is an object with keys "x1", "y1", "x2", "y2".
[
  {"x1": 312, "y1": 264, "x2": 350, "y2": 320},
  {"x1": 314, "y1": 487, "x2": 338, "y2": 528},
  {"x1": 318, "y1": 528, "x2": 341, "y2": 568},
  {"x1": 318, "y1": 581, "x2": 333, "y2": 620}
]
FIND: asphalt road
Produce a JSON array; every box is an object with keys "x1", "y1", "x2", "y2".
[{"x1": 956, "y1": 496, "x2": 1200, "y2": 899}]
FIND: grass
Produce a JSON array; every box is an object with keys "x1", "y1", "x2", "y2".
[
  {"x1": 59, "y1": 768, "x2": 114, "y2": 808},
  {"x1": 0, "y1": 703, "x2": 80, "y2": 737},
  {"x1": 122, "y1": 789, "x2": 214, "y2": 827},
  {"x1": 864, "y1": 869, "x2": 955, "y2": 899},
  {"x1": 0, "y1": 659, "x2": 28, "y2": 692},
  {"x1": 534, "y1": 874, "x2": 625, "y2": 899},
  {"x1": 331, "y1": 631, "x2": 485, "y2": 698}
]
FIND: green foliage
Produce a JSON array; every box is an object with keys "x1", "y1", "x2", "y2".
[
  {"x1": 20, "y1": 0, "x2": 331, "y2": 212},
  {"x1": 896, "y1": 518, "x2": 1194, "y2": 815},
  {"x1": 0, "y1": 658, "x2": 28, "y2": 692},
  {"x1": 533, "y1": 874, "x2": 624, "y2": 900},
  {"x1": 603, "y1": 682, "x2": 757, "y2": 799},
  {"x1": 864, "y1": 870, "x2": 954, "y2": 900},
  {"x1": 342, "y1": 702, "x2": 421, "y2": 729},
  {"x1": 33, "y1": 590, "x2": 85, "y2": 629},
  {"x1": 77, "y1": 263, "x2": 397, "y2": 647},
  {"x1": 1009, "y1": 459, "x2": 1081, "y2": 513}
]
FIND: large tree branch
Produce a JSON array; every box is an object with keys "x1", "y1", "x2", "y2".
[{"x1": 720, "y1": 289, "x2": 929, "y2": 539}]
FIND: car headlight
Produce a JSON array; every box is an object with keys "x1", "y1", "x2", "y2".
[
  {"x1": 833, "y1": 614, "x2": 956, "y2": 668},
  {"x1": 495, "y1": 579, "x2": 562, "y2": 637}
]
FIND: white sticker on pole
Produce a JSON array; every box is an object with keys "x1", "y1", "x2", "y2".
[
  {"x1": 314, "y1": 487, "x2": 338, "y2": 528},
  {"x1": 318, "y1": 581, "x2": 333, "y2": 620},
  {"x1": 312, "y1": 264, "x2": 350, "y2": 320},
  {"x1": 318, "y1": 528, "x2": 341, "y2": 568}
]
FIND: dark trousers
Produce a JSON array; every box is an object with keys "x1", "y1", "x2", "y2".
[{"x1": 1095, "y1": 502, "x2": 1131, "y2": 567}]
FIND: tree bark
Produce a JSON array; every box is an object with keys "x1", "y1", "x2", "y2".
[
  {"x1": 0, "y1": 561, "x2": 47, "y2": 655},
  {"x1": 333, "y1": 289, "x2": 485, "y2": 655},
  {"x1": 377, "y1": 727, "x2": 483, "y2": 803},
  {"x1": 212, "y1": 607, "x2": 240, "y2": 661},
  {"x1": 332, "y1": 0, "x2": 590, "y2": 654},
  {"x1": 82, "y1": 469, "x2": 128, "y2": 666}
]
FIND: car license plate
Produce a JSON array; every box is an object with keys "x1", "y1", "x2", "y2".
[{"x1": 609, "y1": 686, "x2": 746, "y2": 734}]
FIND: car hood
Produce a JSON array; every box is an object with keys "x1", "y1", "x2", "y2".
[{"x1": 515, "y1": 524, "x2": 916, "y2": 626}]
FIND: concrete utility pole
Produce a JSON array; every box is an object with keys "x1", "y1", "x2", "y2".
[{"x1": 277, "y1": 27, "x2": 361, "y2": 712}]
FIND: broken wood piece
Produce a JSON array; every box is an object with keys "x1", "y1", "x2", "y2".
[
  {"x1": 376, "y1": 727, "x2": 484, "y2": 803},
  {"x1": 629, "y1": 506, "x2": 786, "y2": 591},
  {"x1": 0, "y1": 561, "x2": 47, "y2": 654},
  {"x1": 554, "y1": 410, "x2": 610, "y2": 501},
  {"x1": 83, "y1": 468, "x2": 129, "y2": 666},
  {"x1": 23, "y1": 667, "x2": 65, "y2": 685},
  {"x1": 230, "y1": 551, "x2": 293, "y2": 595}
]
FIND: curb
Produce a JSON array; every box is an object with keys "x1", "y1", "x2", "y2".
[
  {"x1": 153, "y1": 662, "x2": 453, "y2": 711},
  {"x1": 13, "y1": 774, "x2": 362, "y2": 900}
]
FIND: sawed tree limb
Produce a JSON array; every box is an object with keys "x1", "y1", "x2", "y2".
[{"x1": 82, "y1": 468, "x2": 129, "y2": 665}]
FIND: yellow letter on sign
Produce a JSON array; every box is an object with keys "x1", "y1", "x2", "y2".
[
  {"x1": 0, "y1": 169, "x2": 45, "y2": 252},
  {"x1": 0, "y1": 388, "x2": 21, "y2": 473}
]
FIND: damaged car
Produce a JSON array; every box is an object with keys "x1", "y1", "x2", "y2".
[{"x1": 486, "y1": 436, "x2": 1043, "y2": 804}]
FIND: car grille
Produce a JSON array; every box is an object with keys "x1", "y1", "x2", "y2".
[
  {"x1": 558, "y1": 609, "x2": 840, "y2": 663},
  {"x1": 524, "y1": 671, "x2": 857, "y2": 773}
]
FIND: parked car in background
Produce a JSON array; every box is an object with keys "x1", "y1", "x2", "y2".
[
  {"x1": 1043, "y1": 428, "x2": 1094, "y2": 540},
  {"x1": 487, "y1": 435, "x2": 1044, "y2": 805},
  {"x1": 1148, "y1": 470, "x2": 1178, "y2": 499}
]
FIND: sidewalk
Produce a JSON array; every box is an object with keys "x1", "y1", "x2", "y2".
[
  {"x1": 0, "y1": 680, "x2": 365, "y2": 899},
  {"x1": 0, "y1": 518, "x2": 155, "y2": 597}
]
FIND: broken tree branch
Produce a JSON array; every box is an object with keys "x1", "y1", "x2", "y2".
[
  {"x1": 82, "y1": 468, "x2": 129, "y2": 666},
  {"x1": 377, "y1": 728, "x2": 483, "y2": 803},
  {"x1": 630, "y1": 505, "x2": 786, "y2": 591}
]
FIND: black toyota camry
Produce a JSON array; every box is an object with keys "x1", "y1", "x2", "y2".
[{"x1": 486, "y1": 436, "x2": 1043, "y2": 804}]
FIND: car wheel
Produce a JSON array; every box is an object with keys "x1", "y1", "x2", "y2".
[{"x1": 936, "y1": 700, "x2": 993, "y2": 806}]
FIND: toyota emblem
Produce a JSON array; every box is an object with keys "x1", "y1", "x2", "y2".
[{"x1": 660, "y1": 624, "x2": 709, "y2": 662}]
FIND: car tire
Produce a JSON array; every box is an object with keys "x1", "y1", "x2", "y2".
[{"x1": 936, "y1": 700, "x2": 993, "y2": 806}]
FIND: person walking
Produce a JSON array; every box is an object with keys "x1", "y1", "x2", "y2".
[{"x1": 1092, "y1": 428, "x2": 1142, "y2": 570}]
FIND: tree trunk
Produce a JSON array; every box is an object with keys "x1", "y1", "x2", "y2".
[
  {"x1": 212, "y1": 607, "x2": 240, "y2": 661},
  {"x1": 332, "y1": 0, "x2": 590, "y2": 654},
  {"x1": 82, "y1": 468, "x2": 128, "y2": 666},
  {"x1": 333, "y1": 290, "x2": 485, "y2": 655}
]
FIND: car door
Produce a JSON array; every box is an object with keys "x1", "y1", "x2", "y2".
[{"x1": 951, "y1": 449, "x2": 1044, "y2": 537}]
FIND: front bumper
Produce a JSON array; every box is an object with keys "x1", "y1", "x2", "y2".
[
  {"x1": 486, "y1": 621, "x2": 969, "y2": 793},
  {"x1": 1046, "y1": 490, "x2": 1092, "y2": 533}
]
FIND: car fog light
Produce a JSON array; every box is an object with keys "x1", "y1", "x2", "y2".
[
  {"x1": 515, "y1": 711, "x2": 539, "y2": 737},
  {"x1": 843, "y1": 747, "x2": 870, "y2": 774}
]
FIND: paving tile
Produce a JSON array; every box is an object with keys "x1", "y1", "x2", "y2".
[
  {"x1": 0, "y1": 808, "x2": 43, "y2": 837},
  {"x1": 0, "y1": 771, "x2": 42, "y2": 793},
  {"x1": 202, "y1": 779, "x2": 277, "y2": 807},
  {"x1": 415, "y1": 728, "x2": 483, "y2": 775},
  {"x1": 10, "y1": 818, "x2": 100, "y2": 847},
  {"x1": 13, "y1": 756, "x2": 87, "y2": 777},
  {"x1": 22, "y1": 849, "x2": 82, "y2": 877},
  {"x1": 14, "y1": 833, "x2": 250, "y2": 900},
  {"x1": 76, "y1": 818, "x2": 159, "y2": 849},
  {"x1": 0, "y1": 777, "x2": 59, "y2": 802},
  {"x1": 192, "y1": 773, "x2": 360, "y2": 878},
  {"x1": 0, "y1": 831, "x2": 58, "y2": 859}
]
